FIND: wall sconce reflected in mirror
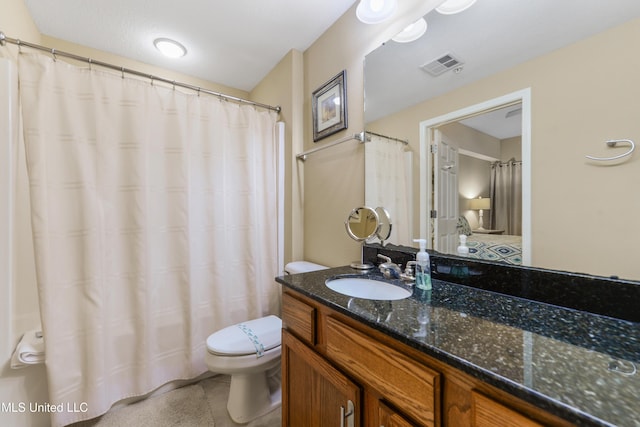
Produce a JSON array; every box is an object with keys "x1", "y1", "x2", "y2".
[{"x1": 469, "y1": 196, "x2": 490, "y2": 230}]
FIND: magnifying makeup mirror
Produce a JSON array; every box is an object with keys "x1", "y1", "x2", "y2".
[{"x1": 345, "y1": 206, "x2": 393, "y2": 269}]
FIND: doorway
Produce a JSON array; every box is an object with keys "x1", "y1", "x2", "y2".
[{"x1": 419, "y1": 89, "x2": 531, "y2": 266}]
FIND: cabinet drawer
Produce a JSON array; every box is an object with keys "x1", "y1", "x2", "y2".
[
  {"x1": 282, "y1": 292, "x2": 316, "y2": 344},
  {"x1": 325, "y1": 317, "x2": 440, "y2": 427},
  {"x1": 472, "y1": 391, "x2": 544, "y2": 427}
]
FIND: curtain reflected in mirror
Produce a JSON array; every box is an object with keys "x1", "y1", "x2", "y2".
[
  {"x1": 490, "y1": 159, "x2": 522, "y2": 235},
  {"x1": 365, "y1": 132, "x2": 413, "y2": 246}
]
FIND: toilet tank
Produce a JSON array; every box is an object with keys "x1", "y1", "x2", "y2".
[{"x1": 284, "y1": 261, "x2": 328, "y2": 274}]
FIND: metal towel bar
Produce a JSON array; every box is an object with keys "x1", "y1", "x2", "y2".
[
  {"x1": 296, "y1": 132, "x2": 365, "y2": 161},
  {"x1": 586, "y1": 139, "x2": 635, "y2": 161}
]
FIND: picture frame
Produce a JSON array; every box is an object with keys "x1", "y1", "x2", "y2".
[{"x1": 312, "y1": 70, "x2": 348, "y2": 142}]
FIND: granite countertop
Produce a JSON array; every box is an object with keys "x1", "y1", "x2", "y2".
[{"x1": 276, "y1": 266, "x2": 640, "y2": 427}]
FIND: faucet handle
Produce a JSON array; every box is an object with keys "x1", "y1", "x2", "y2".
[
  {"x1": 377, "y1": 254, "x2": 392, "y2": 263},
  {"x1": 405, "y1": 261, "x2": 417, "y2": 275}
]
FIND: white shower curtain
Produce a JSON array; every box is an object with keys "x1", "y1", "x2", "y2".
[
  {"x1": 364, "y1": 134, "x2": 412, "y2": 246},
  {"x1": 18, "y1": 52, "x2": 280, "y2": 427}
]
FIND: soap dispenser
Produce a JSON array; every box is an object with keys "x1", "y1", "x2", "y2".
[
  {"x1": 413, "y1": 239, "x2": 432, "y2": 291},
  {"x1": 457, "y1": 234, "x2": 469, "y2": 256}
]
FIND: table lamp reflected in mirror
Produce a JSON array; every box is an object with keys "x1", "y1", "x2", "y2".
[{"x1": 469, "y1": 197, "x2": 490, "y2": 231}]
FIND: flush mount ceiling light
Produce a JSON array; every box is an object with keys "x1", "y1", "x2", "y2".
[
  {"x1": 435, "y1": 0, "x2": 477, "y2": 15},
  {"x1": 392, "y1": 18, "x2": 427, "y2": 43},
  {"x1": 356, "y1": 0, "x2": 398, "y2": 24},
  {"x1": 153, "y1": 38, "x2": 187, "y2": 58}
]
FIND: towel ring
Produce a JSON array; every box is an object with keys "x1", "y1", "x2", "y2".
[{"x1": 586, "y1": 139, "x2": 635, "y2": 161}]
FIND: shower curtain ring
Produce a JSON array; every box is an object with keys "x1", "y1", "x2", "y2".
[
  {"x1": 51, "y1": 48, "x2": 57, "y2": 61},
  {"x1": 121, "y1": 67, "x2": 125, "y2": 79},
  {"x1": 88, "y1": 58, "x2": 92, "y2": 70}
]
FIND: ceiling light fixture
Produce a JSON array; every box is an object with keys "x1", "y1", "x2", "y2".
[
  {"x1": 392, "y1": 18, "x2": 428, "y2": 43},
  {"x1": 154, "y1": 38, "x2": 187, "y2": 58},
  {"x1": 356, "y1": 0, "x2": 398, "y2": 24},
  {"x1": 435, "y1": 0, "x2": 477, "y2": 15}
]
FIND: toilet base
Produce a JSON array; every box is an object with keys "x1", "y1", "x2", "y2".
[{"x1": 227, "y1": 367, "x2": 281, "y2": 424}]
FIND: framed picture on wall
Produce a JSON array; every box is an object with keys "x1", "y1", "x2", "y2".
[{"x1": 312, "y1": 70, "x2": 348, "y2": 142}]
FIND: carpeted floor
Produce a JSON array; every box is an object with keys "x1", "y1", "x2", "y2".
[{"x1": 71, "y1": 375, "x2": 281, "y2": 427}]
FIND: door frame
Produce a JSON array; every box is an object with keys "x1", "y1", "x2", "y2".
[{"x1": 419, "y1": 88, "x2": 531, "y2": 266}]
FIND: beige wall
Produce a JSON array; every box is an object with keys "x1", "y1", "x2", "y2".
[
  {"x1": 251, "y1": 49, "x2": 305, "y2": 266},
  {"x1": 501, "y1": 136, "x2": 522, "y2": 162},
  {"x1": 365, "y1": 18, "x2": 640, "y2": 279},
  {"x1": 0, "y1": 0, "x2": 40, "y2": 45},
  {"x1": 302, "y1": 0, "x2": 443, "y2": 267},
  {"x1": 458, "y1": 155, "x2": 491, "y2": 230},
  {"x1": 441, "y1": 121, "x2": 501, "y2": 159}
]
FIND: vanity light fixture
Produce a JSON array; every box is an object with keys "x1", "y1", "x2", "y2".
[
  {"x1": 356, "y1": 0, "x2": 398, "y2": 24},
  {"x1": 435, "y1": 0, "x2": 477, "y2": 15},
  {"x1": 153, "y1": 38, "x2": 187, "y2": 58},
  {"x1": 392, "y1": 18, "x2": 427, "y2": 43}
]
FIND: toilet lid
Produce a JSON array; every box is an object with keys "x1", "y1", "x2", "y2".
[{"x1": 206, "y1": 315, "x2": 282, "y2": 356}]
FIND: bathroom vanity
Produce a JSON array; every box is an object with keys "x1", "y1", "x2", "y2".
[{"x1": 276, "y1": 246, "x2": 639, "y2": 427}]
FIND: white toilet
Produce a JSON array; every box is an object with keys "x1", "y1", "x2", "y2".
[{"x1": 205, "y1": 261, "x2": 327, "y2": 423}]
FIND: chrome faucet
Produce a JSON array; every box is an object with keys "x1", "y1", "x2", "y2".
[
  {"x1": 377, "y1": 255, "x2": 416, "y2": 282},
  {"x1": 377, "y1": 254, "x2": 402, "y2": 279}
]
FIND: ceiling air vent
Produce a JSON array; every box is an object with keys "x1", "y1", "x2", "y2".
[{"x1": 421, "y1": 53, "x2": 464, "y2": 76}]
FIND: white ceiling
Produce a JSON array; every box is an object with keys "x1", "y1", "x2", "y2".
[
  {"x1": 364, "y1": 0, "x2": 640, "y2": 138},
  {"x1": 24, "y1": 0, "x2": 358, "y2": 92}
]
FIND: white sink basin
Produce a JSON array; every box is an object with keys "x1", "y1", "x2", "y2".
[{"x1": 325, "y1": 277, "x2": 411, "y2": 300}]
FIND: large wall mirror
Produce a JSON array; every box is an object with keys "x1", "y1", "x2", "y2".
[{"x1": 364, "y1": 0, "x2": 640, "y2": 280}]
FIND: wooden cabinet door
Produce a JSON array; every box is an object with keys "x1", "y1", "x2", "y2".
[
  {"x1": 471, "y1": 391, "x2": 544, "y2": 427},
  {"x1": 325, "y1": 317, "x2": 440, "y2": 426},
  {"x1": 282, "y1": 329, "x2": 361, "y2": 427},
  {"x1": 379, "y1": 401, "x2": 419, "y2": 427}
]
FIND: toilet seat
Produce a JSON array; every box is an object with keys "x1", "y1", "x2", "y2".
[{"x1": 206, "y1": 315, "x2": 282, "y2": 356}]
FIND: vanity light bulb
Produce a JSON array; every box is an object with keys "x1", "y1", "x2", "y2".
[
  {"x1": 370, "y1": 0, "x2": 384, "y2": 12},
  {"x1": 356, "y1": 0, "x2": 398, "y2": 24},
  {"x1": 392, "y1": 18, "x2": 428, "y2": 43},
  {"x1": 435, "y1": 0, "x2": 477, "y2": 15}
]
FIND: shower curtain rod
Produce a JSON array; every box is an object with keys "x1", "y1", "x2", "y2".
[
  {"x1": 492, "y1": 159, "x2": 523, "y2": 166},
  {"x1": 364, "y1": 130, "x2": 409, "y2": 145},
  {"x1": 0, "y1": 31, "x2": 281, "y2": 113}
]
